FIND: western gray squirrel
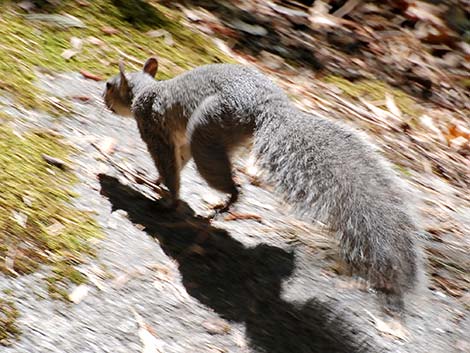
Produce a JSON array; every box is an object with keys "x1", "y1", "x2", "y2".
[{"x1": 104, "y1": 57, "x2": 419, "y2": 311}]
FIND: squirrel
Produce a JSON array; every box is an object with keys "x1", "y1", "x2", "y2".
[{"x1": 104, "y1": 57, "x2": 420, "y2": 312}]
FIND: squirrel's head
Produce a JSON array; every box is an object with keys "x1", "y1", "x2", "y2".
[{"x1": 103, "y1": 57, "x2": 159, "y2": 117}]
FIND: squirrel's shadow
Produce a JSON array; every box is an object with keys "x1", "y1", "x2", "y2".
[{"x1": 98, "y1": 174, "x2": 373, "y2": 353}]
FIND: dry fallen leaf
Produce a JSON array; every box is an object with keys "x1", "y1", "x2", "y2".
[
  {"x1": 181, "y1": 7, "x2": 202, "y2": 22},
  {"x1": 113, "y1": 268, "x2": 145, "y2": 289},
  {"x1": 332, "y1": 0, "x2": 362, "y2": 18},
  {"x1": 147, "y1": 29, "x2": 174, "y2": 46},
  {"x1": 26, "y1": 14, "x2": 86, "y2": 28},
  {"x1": 86, "y1": 36, "x2": 105, "y2": 47},
  {"x1": 259, "y1": 50, "x2": 285, "y2": 70},
  {"x1": 81, "y1": 271, "x2": 107, "y2": 291},
  {"x1": 448, "y1": 123, "x2": 470, "y2": 139},
  {"x1": 405, "y1": 1, "x2": 445, "y2": 27},
  {"x1": 202, "y1": 319, "x2": 231, "y2": 335},
  {"x1": 366, "y1": 310, "x2": 410, "y2": 340},
  {"x1": 22, "y1": 195, "x2": 34, "y2": 207},
  {"x1": 132, "y1": 308, "x2": 166, "y2": 353},
  {"x1": 419, "y1": 115, "x2": 440, "y2": 134},
  {"x1": 335, "y1": 277, "x2": 368, "y2": 291},
  {"x1": 5, "y1": 247, "x2": 19, "y2": 276},
  {"x1": 71, "y1": 95, "x2": 92, "y2": 102},
  {"x1": 224, "y1": 212, "x2": 263, "y2": 222},
  {"x1": 228, "y1": 19, "x2": 268, "y2": 36},
  {"x1": 432, "y1": 274, "x2": 464, "y2": 297},
  {"x1": 61, "y1": 49, "x2": 79, "y2": 60},
  {"x1": 11, "y1": 211, "x2": 27, "y2": 228},
  {"x1": 449, "y1": 136, "x2": 468, "y2": 150},
  {"x1": 385, "y1": 93, "x2": 402, "y2": 119},
  {"x1": 18, "y1": 1, "x2": 34, "y2": 11},
  {"x1": 309, "y1": 0, "x2": 342, "y2": 29},
  {"x1": 101, "y1": 26, "x2": 119, "y2": 35},
  {"x1": 360, "y1": 98, "x2": 391, "y2": 121},
  {"x1": 113, "y1": 273, "x2": 131, "y2": 289},
  {"x1": 79, "y1": 70, "x2": 104, "y2": 81},
  {"x1": 70, "y1": 36, "x2": 83, "y2": 50},
  {"x1": 46, "y1": 221, "x2": 65, "y2": 236},
  {"x1": 150, "y1": 264, "x2": 173, "y2": 282}
]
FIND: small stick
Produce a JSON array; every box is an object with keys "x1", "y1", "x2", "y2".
[
  {"x1": 42, "y1": 154, "x2": 70, "y2": 171},
  {"x1": 90, "y1": 142, "x2": 167, "y2": 197},
  {"x1": 332, "y1": 0, "x2": 362, "y2": 18}
]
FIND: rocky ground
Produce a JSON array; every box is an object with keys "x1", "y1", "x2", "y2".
[
  {"x1": 1, "y1": 0, "x2": 470, "y2": 352},
  {"x1": 0, "y1": 68, "x2": 468, "y2": 352}
]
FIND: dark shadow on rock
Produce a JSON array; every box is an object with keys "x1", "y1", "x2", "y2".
[
  {"x1": 111, "y1": 0, "x2": 174, "y2": 29},
  {"x1": 98, "y1": 174, "x2": 376, "y2": 353},
  {"x1": 159, "y1": 0, "x2": 324, "y2": 71}
]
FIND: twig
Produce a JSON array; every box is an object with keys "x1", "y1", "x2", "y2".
[
  {"x1": 5, "y1": 246, "x2": 19, "y2": 277},
  {"x1": 224, "y1": 212, "x2": 263, "y2": 222},
  {"x1": 90, "y1": 142, "x2": 166, "y2": 197},
  {"x1": 42, "y1": 154, "x2": 70, "y2": 171},
  {"x1": 111, "y1": 46, "x2": 144, "y2": 68},
  {"x1": 333, "y1": 0, "x2": 362, "y2": 18},
  {"x1": 306, "y1": 89, "x2": 393, "y2": 130}
]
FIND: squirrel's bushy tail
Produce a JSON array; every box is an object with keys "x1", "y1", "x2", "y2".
[{"x1": 253, "y1": 102, "x2": 419, "y2": 307}]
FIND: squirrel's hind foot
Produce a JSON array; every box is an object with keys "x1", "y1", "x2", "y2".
[{"x1": 208, "y1": 190, "x2": 239, "y2": 219}]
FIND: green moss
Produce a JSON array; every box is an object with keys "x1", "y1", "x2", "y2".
[
  {"x1": 0, "y1": 298, "x2": 20, "y2": 346},
  {"x1": 0, "y1": 123, "x2": 101, "y2": 290},
  {"x1": 45, "y1": 278, "x2": 71, "y2": 301},
  {"x1": 394, "y1": 164, "x2": 412, "y2": 177},
  {"x1": 0, "y1": 0, "x2": 230, "y2": 303},
  {"x1": 45, "y1": 262, "x2": 87, "y2": 301},
  {"x1": 461, "y1": 79, "x2": 470, "y2": 89},
  {"x1": 55, "y1": 264, "x2": 86, "y2": 285},
  {"x1": 0, "y1": 0, "x2": 232, "y2": 111},
  {"x1": 324, "y1": 75, "x2": 424, "y2": 118},
  {"x1": 0, "y1": 112, "x2": 13, "y2": 123}
]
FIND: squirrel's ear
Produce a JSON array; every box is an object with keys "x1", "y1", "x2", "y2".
[
  {"x1": 118, "y1": 60, "x2": 129, "y2": 95},
  {"x1": 143, "y1": 57, "x2": 159, "y2": 77},
  {"x1": 118, "y1": 60, "x2": 126, "y2": 79}
]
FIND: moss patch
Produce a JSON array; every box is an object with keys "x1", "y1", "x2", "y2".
[
  {"x1": 324, "y1": 75, "x2": 424, "y2": 118},
  {"x1": 0, "y1": 298, "x2": 20, "y2": 346},
  {"x1": 0, "y1": 123, "x2": 101, "y2": 286},
  {"x1": 0, "y1": 0, "x2": 232, "y2": 302},
  {"x1": 0, "y1": 0, "x2": 232, "y2": 111},
  {"x1": 46, "y1": 263, "x2": 87, "y2": 300}
]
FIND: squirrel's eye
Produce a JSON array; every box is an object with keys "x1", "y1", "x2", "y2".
[{"x1": 106, "y1": 82, "x2": 112, "y2": 90}]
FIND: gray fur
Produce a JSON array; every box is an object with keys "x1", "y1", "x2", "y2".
[{"x1": 104, "y1": 61, "x2": 419, "y2": 309}]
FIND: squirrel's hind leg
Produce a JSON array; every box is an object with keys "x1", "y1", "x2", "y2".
[{"x1": 188, "y1": 95, "x2": 253, "y2": 213}]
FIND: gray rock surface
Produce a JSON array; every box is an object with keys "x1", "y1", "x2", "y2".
[{"x1": 0, "y1": 72, "x2": 468, "y2": 353}]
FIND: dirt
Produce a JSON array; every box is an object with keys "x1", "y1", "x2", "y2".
[{"x1": 0, "y1": 68, "x2": 468, "y2": 353}]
